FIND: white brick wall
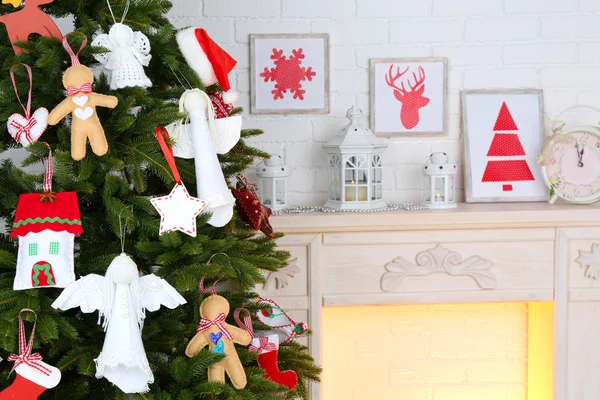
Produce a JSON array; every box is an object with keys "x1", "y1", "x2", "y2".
[
  {"x1": 170, "y1": 1, "x2": 600, "y2": 205},
  {"x1": 322, "y1": 303, "x2": 528, "y2": 400}
]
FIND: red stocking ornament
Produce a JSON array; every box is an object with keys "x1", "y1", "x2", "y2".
[
  {"x1": 231, "y1": 175, "x2": 274, "y2": 239},
  {"x1": 234, "y1": 309, "x2": 298, "y2": 390},
  {"x1": 0, "y1": 309, "x2": 61, "y2": 400},
  {"x1": 252, "y1": 335, "x2": 298, "y2": 389}
]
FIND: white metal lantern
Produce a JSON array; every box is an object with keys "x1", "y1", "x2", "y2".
[
  {"x1": 322, "y1": 106, "x2": 388, "y2": 210},
  {"x1": 256, "y1": 155, "x2": 290, "y2": 210},
  {"x1": 423, "y1": 152, "x2": 457, "y2": 209}
]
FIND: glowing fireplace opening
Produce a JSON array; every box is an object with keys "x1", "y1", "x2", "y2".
[{"x1": 322, "y1": 302, "x2": 553, "y2": 400}]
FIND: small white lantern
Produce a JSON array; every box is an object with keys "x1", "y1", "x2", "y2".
[
  {"x1": 423, "y1": 152, "x2": 457, "y2": 209},
  {"x1": 256, "y1": 155, "x2": 290, "y2": 210},
  {"x1": 322, "y1": 106, "x2": 388, "y2": 210}
]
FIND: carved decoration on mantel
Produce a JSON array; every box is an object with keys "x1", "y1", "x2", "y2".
[
  {"x1": 576, "y1": 244, "x2": 600, "y2": 280},
  {"x1": 381, "y1": 245, "x2": 497, "y2": 291},
  {"x1": 265, "y1": 257, "x2": 301, "y2": 290}
]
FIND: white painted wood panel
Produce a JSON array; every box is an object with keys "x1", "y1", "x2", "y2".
[
  {"x1": 263, "y1": 205, "x2": 600, "y2": 400},
  {"x1": 322, "y1": 238, "x2": 554, "y2": 305},
  {"x1": 567, "y1": 302, "x2": 600, "y2": 399}
]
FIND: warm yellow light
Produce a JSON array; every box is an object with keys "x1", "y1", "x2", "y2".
[
  {"x1": 528, "y1": 302, "x2": 554, "y2": 400},
  {"x1": 322, "y1": 303, "x2": 554, "y2": 400}
]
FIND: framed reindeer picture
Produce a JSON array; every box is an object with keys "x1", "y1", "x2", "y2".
[{"x1": 370, "y1": 58, "x2": 447, "y2": 137}]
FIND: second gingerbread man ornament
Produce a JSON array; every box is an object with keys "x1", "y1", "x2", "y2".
[
  {"x1": 185, "y1": 279, "x2": 252, "y2": 389},
  {"x1": 49, "y1": 33, "x2": 118, "y2": 160}
]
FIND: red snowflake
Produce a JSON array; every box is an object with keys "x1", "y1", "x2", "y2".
[{"x1": 260, "y1": 48, "x2": 316, "y2": 100}]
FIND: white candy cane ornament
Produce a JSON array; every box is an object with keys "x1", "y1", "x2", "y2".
[{"x1": 7, "y1": 64, "x2": 49, "y2": 147}]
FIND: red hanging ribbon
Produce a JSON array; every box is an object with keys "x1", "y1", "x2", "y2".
[
  {"x1": 248, "y1": 336, "x2": 277, "y2": 353},
  {"x1": 234, "y1": 307, "x2": 254, "y2": 339},
  {"x1": 156, "y1": 126, "x2": 181, "y2": 185},
  {"x1": 196, "y1": 313, "x2": 233, "y2": 340},
  {"x1": 9, "y1": 63, "x2": 33, "y2": 119},
  {"x1": 7, "y1": 309, "x2": 52, "y2": 376},
  {"x1": 61, "y1": 32, "x2": 88, "y2": 66},
  {"x1": 39, "y1": 142, "x2": 52, "y2": 193}
]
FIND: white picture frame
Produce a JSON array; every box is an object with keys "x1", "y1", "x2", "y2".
[
  {"x1": 250, "y1": 33, "x2": 329, "y2": 115},
  {"x1": 370, "y1": 57, "x2": 447, "y2": 137},
  {"x1": 462, "y1": 89, "x2": 549, "y2": 203}
]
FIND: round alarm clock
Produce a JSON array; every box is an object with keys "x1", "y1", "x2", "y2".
[{"x1": 540, "y1": 106, "x2": 600, "y2": 204}]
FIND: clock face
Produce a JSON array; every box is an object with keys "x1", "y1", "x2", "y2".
[{"x1": 544, "y1": 130, "x2": 600, "y2": 201}]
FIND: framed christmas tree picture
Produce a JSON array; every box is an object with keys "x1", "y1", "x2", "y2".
[{"x1": 462, "y1": 89, "x2": 548, "y2": 203}]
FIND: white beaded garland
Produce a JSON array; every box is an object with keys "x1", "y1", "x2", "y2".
[{"x1": 271, "y1": 202, "x2": 428, "y2": 216}]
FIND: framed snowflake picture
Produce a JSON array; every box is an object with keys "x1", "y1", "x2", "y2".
[
  {"x1": 250, "y1": 33, "x2": 329, "y2": 114},
  {"x1": 370, "y1": 57, "x2": 447, "y2": 137},
  {"x1": 462, "y1": 89, "x2": 548, "y2": 203}
]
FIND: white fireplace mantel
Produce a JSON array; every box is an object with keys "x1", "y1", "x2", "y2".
[{"x1": 256, "y1": 203, "x2": 600, "y2": 399}]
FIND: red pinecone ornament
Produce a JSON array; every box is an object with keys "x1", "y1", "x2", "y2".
[{"x1": 232, "y1": 175, "x2": 274, "y2": 239}]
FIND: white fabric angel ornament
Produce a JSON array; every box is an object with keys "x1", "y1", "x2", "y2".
[
  {"x1": 51, "y1": 253, "x2": 186, "y2": 393},
  {"x1": 91, "y1": 1, "x2": 152, "y2": 90},
  {"x1": 165, "y1": 89, "x2": 240, "y2": 228}
]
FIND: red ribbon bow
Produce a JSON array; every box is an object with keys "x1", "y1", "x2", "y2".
[
  {"x1": 10, "y1": 118, "x2": 36, "y2": 144},
  {"x1": 196, "y1": 313, "x2": 233, "y2": 340},
  {"x1": 248, "y1": 336, "x2": 277, "y2": 353},
  {"x1": 8, "y1": 309, "x2": 52, "y2": 376},
  {"x1": 67, "y1": 83, "x2": 92, "y2": 97}
]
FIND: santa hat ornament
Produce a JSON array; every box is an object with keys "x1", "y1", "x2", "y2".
[{"x1": 176, "y1": 28, "x2": 238, "y2": 104}]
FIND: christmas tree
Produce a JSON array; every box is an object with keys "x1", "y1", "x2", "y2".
[
  {"x1": 481, "y1": 101, "x2": 534, "y2": 191},
  {"x1": 0, "y1": 0, "x2": 320, "y2": 399}
]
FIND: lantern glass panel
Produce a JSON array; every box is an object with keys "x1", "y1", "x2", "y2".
[
  {"x1": 434, "y1": 177, "x2": 446, "y2": 202},
  {"x1": 448, "y1": 175, "x2": 455, "y2": 202},
  {"x1": 424, "y1": 176, "x2": 431, "y2": 202},
  {"x1": 261, "y1": 178, "x2": 274, "y2": 206},
  {"x1": 275, "y1": 179, "x2": 286, "y2": 206},
  {"x1": 370, "y1": 155, "x2": 383, "y2": 200},
  {"x1": 329, "y1": 155, "x2": 342, "y2": 201}
]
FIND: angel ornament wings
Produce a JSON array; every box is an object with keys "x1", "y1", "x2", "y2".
[
  {"x1": 51, "y1": 253, "x2": 186, "y2": 393},
  {"x1": 91, "y1": 2, "x2": 152, "y2": 90}
]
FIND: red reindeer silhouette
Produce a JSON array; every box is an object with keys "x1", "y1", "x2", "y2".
[
  {"x1": 385, "y1": 65, "x2": 430, "y2": 130},
  {"x1": 0, "y1": 0, "x2": 62, "y2": 54}
]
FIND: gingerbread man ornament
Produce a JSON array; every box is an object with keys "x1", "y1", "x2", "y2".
[
  {"x1": 185, "y1": 280, "x2": 252, "y2": 389},
  {"x1": 48, "y1": 33, "x2": 118, "y2": 160}
]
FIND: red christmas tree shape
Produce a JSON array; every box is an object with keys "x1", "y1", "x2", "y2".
[{"x1": 482, "y1": 102, "x2": 534, "y2": 190}]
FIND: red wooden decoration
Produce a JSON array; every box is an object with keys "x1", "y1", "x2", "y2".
[
  {"x1": 493, "y1": 102, "x2": 518, "y2": 131},
  {"x1": 260, "y1": 48, "x2": 316, "y2": 100},
  {"x1": 231, "y1": 175, "x2": 274, "y2": 239},
  {"x1": 0, "y1": 0, "x2": 62, "y2": 54},
  {"x1": 385, "y1": 65, "x2": 430, "y2": 130},
  {"x1": 210, "y1": 91, "x2": 234, "y2": 119},
  {"x1": 482, "y1": 102, "x2": 534, "y2": 186}
]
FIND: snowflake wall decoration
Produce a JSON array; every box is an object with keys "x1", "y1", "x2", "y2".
[{"x1": 260, "y1": 48, "x2": 316, "y2": 100}]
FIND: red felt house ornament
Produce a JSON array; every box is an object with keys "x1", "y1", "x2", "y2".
[{"x1": 10, "y1": 147, "x2": 83, "y2": 290}]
